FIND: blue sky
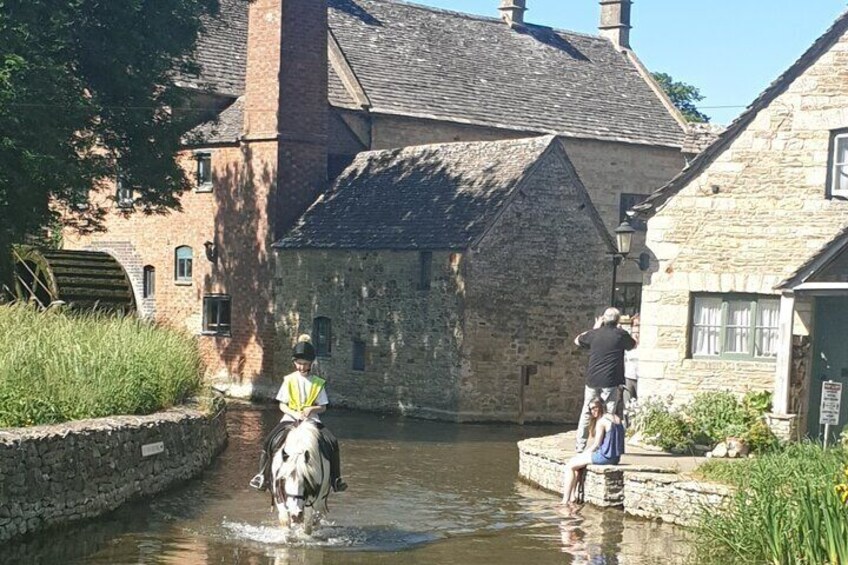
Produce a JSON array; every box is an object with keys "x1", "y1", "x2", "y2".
[{"x1": 411, "y1": 0, "x2": 847, "y2": 124}]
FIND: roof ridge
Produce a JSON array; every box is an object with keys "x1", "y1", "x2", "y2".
[
  {"x1": 333, "y1": 0, "x2": 607, "y2": 41},
  {"x1": 351, "y1": 134, "x2": 556, "y2": 160}
]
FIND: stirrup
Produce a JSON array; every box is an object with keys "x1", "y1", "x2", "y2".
[
  {"x1": 249, "y1": 473, "x2": 265, "y2": 490},
  {"x1": 333, "y1": 478, "x2": 348, "y2": 492}
]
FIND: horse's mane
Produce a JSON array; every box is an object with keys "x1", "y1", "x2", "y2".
[{"x1": 282, "y1": 421, "x2": 325, "y2": 495}]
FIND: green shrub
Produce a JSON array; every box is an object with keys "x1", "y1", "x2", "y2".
[
  {"x1": 687, "y1": 391, "x2": 749, "y2": 446},
  {"x1": 0, "y1": 304, "x2": 204, "y2": 427},
  {"x1": 696, "y1": 443, "x2": 848, "y2": 564},
  {"x1": 744, "y1": 419, "x2": 780, "y2": 454}
]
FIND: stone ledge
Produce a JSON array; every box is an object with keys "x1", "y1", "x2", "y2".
[
  {"x1": 0, "y1": 404, "x2": 228, "y2": 542},
  {"x1": 518, "y1": 433, "x2": 732, "y2": 525}
]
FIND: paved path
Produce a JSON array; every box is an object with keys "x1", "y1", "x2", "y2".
[{"x1": 519, "y1": 431, "x2": 707, "y2": 475}]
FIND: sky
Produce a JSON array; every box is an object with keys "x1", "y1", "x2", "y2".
[{"x1": 410, "y1": 0, "x2": 848, "y2": 125}]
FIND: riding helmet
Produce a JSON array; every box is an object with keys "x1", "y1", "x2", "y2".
[{"x1": 292, "y1": 337, "x2": 316, "y2": 362}]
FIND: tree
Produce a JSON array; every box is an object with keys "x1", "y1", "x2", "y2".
[
  {"x1": 652, "y1": 72, "x2": 710, "y2": 124},
  {"x1": 0, "y1": 0, "x2": 221, "y2": 290}
]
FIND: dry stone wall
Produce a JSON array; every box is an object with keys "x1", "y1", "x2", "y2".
[
  {"x1": 518, "y1": 435, "x2": 732, "y2": 526},
  {"x1": 0, "y1": 405, "x2": 227, "y2": 542}
]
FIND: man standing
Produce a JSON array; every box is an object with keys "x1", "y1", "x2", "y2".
[{"x1": 573, "y1": 307, "x2": 636, "y2": 452}]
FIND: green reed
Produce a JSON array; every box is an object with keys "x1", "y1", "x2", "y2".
[
  {"x1": 0, "y1": 304, "x2": 204, "y2": 427},
  {"x1": 695, "y1": 443, "x2": 848, "y2": 564}
]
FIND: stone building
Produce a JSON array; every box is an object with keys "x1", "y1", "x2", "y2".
[
  {"x1": 64, "y1": 0, "x2": 689, "y2": 416},
  {"x1": 633, "y1": 11, "x2": 848, "y2": 440},
  {"x1": 274, "y1": 136, "x2": 614, "y2": 422}
]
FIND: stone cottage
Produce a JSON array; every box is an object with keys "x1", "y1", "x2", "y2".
[
  {"x1": 274, "y1": 136, "x2": 614, "y2": 422},
  {"x1": 633, "y1": 10, "x2": 848, "y2": 440},
  {"x1": 64, "y1": 0, "x2": 689, "y2": 414}
]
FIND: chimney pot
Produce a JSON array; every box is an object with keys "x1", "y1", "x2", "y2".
[
  {"x1": 599, "y1": 0, "x2": 632, "y2": 50},
  {"x1": 498, "y1": 0, "x2": 526, "y2": 27}
]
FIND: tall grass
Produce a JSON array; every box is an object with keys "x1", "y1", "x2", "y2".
[
  {"x1": 695, "y1": 443, "x2": 848, "y2": 564},
  {"x1": 0, "y1": 304, "x2": 204, "y2": 427}
]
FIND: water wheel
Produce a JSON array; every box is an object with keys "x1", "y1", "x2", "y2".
[{"x1": 11, "y1": 246, "x2": 136, "y2": 312}]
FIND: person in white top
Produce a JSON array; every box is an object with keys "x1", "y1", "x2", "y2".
[{"x1": 249, "y1": 336, "x2": 347, "y2": 493}]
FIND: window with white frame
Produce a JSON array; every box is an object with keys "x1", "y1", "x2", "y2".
[
  {"x1": 174, "y1": 246, "x2": 193, "y2": 283},
  {"x1": 830, "y1": 132, "x2": 848, "y2": 198},
  {"x1": 196, "y1": 152, "x2": 212, "y2": 192},
  {"x1": 203, "y1": 295, "x2": 231, "y2": 336},
  {"x1": 690, "y1": 294, "x2": 779, "y2": 360},
  {"x1": 116, "y1": 174, "x2": 133, "y2": 208}
]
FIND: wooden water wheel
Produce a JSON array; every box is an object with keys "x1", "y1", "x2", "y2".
[{"x1": 11, "y1": 246, "x2": 136, "y2": 312}]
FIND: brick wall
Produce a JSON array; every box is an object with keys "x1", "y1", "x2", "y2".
[
  {"x1": 66, "y1": 0, "x2": 329, "y2": 387},
  {"x1": 639, "y1": 28, "x2": 848, "y2": 403}
]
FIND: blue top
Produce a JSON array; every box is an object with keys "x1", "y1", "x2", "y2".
[{"x1": 599, "y1": 418, "x2": 626, "y2": 461}]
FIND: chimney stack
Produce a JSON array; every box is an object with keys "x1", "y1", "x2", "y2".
[
  {"x1": 599, "y1": 0, "x2": 632, "y2": 50},
  {"x1": 498, "y1": 0, "x2": 526, "y2": 27}
]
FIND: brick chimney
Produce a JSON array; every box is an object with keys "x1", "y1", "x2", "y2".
[
  {"x1": 599, "y1": 0, "x2": 632, "y2": 50},
  {"x1": 498, "y1": 0, "x2": 526, "y2": 27},
  {"x1": 243, "y1": 0, "x2": 328, "y2": 239}
]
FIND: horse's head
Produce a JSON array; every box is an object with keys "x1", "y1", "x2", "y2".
[{"x1": 275, "y1": 421, "x2": 323, "y2": 524}]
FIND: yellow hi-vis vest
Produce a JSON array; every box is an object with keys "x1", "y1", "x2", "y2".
[{"x1": 287, "y1": 376, "x2": 326, "y2": 411}]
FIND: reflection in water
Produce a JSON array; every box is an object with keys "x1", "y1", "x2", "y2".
[{"x1": 2, "y1": 404, "x2": 692, "y2": 565}]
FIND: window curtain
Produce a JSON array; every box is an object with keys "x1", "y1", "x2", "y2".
[
  {"x1": 836, "y1": 137, "x2": 848, "y2": 193},
  {"x1": 692, "y1": 297, "x2": 722, "y2": 356},
  {"x1": 724, "y1": 301, "x2": 752, "y2": 354},
  {"x1": 755, "y1": 300, "x2": 780, "y2": 357}
]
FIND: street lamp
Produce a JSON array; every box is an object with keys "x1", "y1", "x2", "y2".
[{"x1": 611, "y1": 220, "x2": 636, "y2": 306}]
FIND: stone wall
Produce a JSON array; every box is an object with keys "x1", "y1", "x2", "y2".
[
  {"x1": 639, "y1": 27, "x2": 848, "y2": 404},
  {"x1": 0, "y1": 405, "x2": 228, "y2": 542},
  {"x1": 518, "y1": 436, "x2": 732, "y2": 526},
  {"x1": 274, "y1": 249, "x2": 465, "y2": 418},
  {"x1": 461, "y1": 149, "x2": 611, "y2": 422},
  {"x1": 625, "y1": 472, "x2": 732, "y2": 527}
]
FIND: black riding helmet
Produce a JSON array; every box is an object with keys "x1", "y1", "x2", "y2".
[{"x1": 292, "y1": 340, "x2": 316, "y2": 362}]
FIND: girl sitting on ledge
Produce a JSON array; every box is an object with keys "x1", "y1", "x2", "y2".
[{"x1": 560, "y1": 397, "x2": 625, "y2": 510}]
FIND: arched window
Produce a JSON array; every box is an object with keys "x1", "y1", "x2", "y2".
[
  {"x1": 312, "y1": 317, "x2": 332, "y2": 357},
  {"x1": 142, "y1": 265, "x2": 155, "y2": 298},
  {"x1": 175, "y1": 246, "x2": 193, "y2": 283}
]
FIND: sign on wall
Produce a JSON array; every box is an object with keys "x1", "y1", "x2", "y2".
[
  {"x1": 819, "y1": 381, "x2": 843, "y2": 426},
  {"x1": 141, "y1": 441, "x2": 165, "y2": 457}
]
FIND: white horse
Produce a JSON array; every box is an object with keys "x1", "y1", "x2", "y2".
[{"x1": 270, "y1": 420, "x2": 332, "y2": 533}]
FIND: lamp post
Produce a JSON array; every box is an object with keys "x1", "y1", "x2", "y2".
[{"x1": 611, "y1": 220, "x2": 636, "y2": 306}]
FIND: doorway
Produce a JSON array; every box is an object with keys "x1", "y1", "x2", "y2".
[{"x1": 807, "y1": 297, "x2": 848, "y2": 441}]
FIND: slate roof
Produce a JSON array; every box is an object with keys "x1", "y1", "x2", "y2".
[
  {"x1": 182, "y1": 0, "x2": 685, "y2": 148},
  {"x1": 635, "y1": 10, "x2": 848, "y2": 217},
  {"x1": 680, "y1": 123, "x2": 724, "y2": 155},
  {"x1": 175, "y1": 0, "x2": 247, "y2": 97},
  {"x1": 327, "y1": 0, "x2": 685, "y2": 147},
  {"x1": 274, "y1": 136, "x2": 559, "y2": 250}
]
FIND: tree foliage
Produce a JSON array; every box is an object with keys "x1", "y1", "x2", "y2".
[
  {"x1": 652, "y1": 71, "x2": 710, "y2": 124},
  {"x1": 0, "y1": 0, "x2": 220, "y2": 286}
]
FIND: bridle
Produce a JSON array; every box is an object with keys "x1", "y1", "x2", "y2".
[{"x1": 281, "y1": 450, "x2": 328, "y2": 510}]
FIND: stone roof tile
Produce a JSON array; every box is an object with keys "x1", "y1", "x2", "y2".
[{"x1": 275, "y1": 135, "x2": 557, "y2": 249}]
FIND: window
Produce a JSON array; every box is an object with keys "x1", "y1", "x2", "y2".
[
  {"x1": 116, "y1": 174, "x2": 133, "y2": 208},
  {"x1": 352, "y1": 339, "x2": 366, "y2": 371},
  {"x1": 419, "y1": 251, "x2": 432, "y2": 290},
  {"x1": 613, "y1": 283, "x2": 642, "y2": 317},
  {"x1": 690, "y1": 294, "x2": 779, "y2": 360},
  {"x1": 313, "y1": 317, "x2": 332, "y2": 357},
  {"x1": 619, "y1": 193, "x2": 648, "y2": 231},
  {"x1": 203, "y1": 295, "x2": 232, "y2": 336},
  {"x1": 143, "y1": 266, "x2": 155, "y2": 298},
  {"x1": 175, "y1": 246, "x2": 193, "y2": 283},
  {"x1": 196, "y1": 152, "x2": 212, "y2": 191}
]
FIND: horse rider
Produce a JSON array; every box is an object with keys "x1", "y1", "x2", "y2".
[{"x1": 249, "y1": 336, "x2": 347, "y2": 493}]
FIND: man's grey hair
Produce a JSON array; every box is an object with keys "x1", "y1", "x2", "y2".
[{"x1": 602, "y1": 307, "x2": 621, "y2": 326}]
